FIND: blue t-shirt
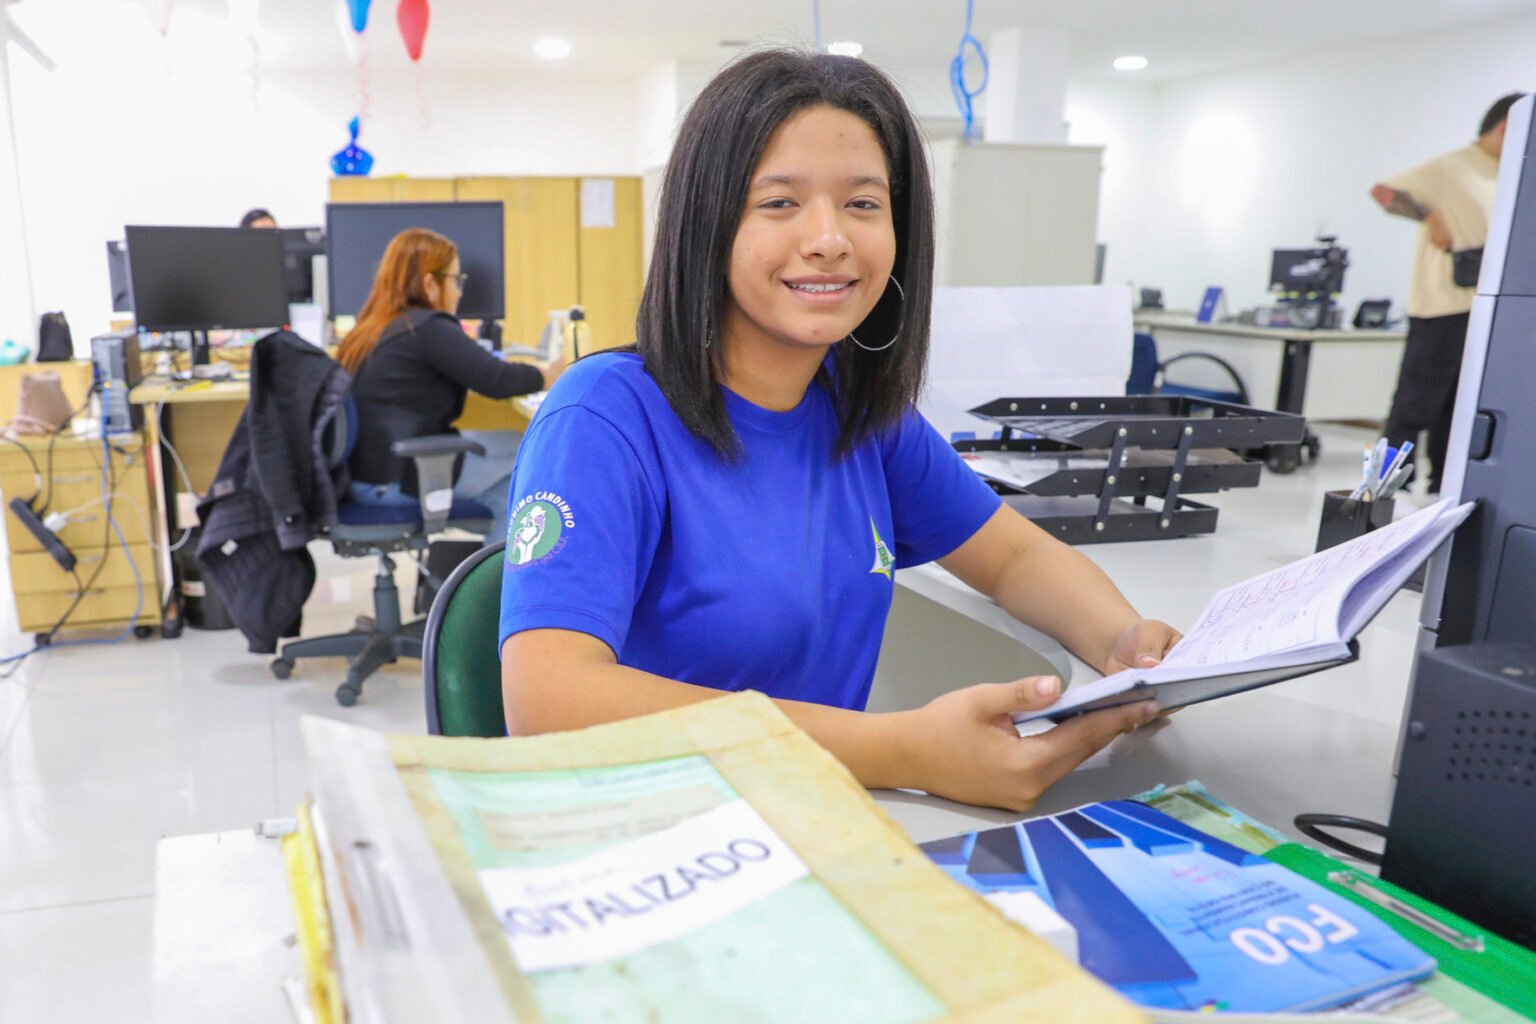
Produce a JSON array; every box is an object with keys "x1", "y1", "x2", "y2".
[{"x1": 498, "y1": 353, "x2": 1001, "y2": 710}]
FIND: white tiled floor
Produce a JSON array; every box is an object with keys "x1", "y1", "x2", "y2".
[
  {"x1": 0, "y1": 424, "x2": 1395, "y2": 1021},
  {"x1": 0, "y1": 543, "x2": 426, "y2": 1020}
]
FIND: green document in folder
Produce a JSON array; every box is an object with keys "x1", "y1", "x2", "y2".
[{"x1": 383, "y1": 692, "x2": 1143, "y2": 1023}]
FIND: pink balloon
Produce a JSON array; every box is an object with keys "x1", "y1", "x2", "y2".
[{"x1": 396, "y1": 0, "x2": 429, "y2": 61}]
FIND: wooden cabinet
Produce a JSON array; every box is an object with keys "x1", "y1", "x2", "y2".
[
  {"x1": 454, "y1": 177, "x2": 580, "y2": 349},
  {"x1": 577, "y1": 177, "x2": 644, "y2": 352},
  {"x1": 327, "y1": 177, "x2": 457, "y2": 203},
  {"x1": 1, "y1": 429, "x2": 162, "y2": 636},
  {"x1": 328, "y1": 174, "x2": 643, "y2": 355}
]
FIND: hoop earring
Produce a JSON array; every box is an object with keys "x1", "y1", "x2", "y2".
[{"x1": 848, "y1": 275, "x2": 905, "y2": 353}]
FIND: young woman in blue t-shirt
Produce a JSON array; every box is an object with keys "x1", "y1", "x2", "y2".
[{"x1": 499, "y1": 50, "x2": 1181, "y2": 811}]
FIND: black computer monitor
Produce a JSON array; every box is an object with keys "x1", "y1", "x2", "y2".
[
  {"x1": 325, "y1": 201, "x2": 505, "y2": 319},
  {"x1": 280, "y1": 226, "x2": 325, "y2": 304},
  {"x1": 125, "y1": 225, "x2": 289, "y2": 332},
  {"x1": 106, "y1": 239, "x2": 133, "y2": 313},
  {"x1": 1269, "y1": 247, "x2": 1347, "y2": 298}
]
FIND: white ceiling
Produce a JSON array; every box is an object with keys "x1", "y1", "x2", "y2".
[{"x1": 13, "y1": 0, "x2": 1536, "y2": 82}]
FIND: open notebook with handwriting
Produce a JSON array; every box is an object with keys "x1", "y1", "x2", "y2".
[{"x1": 1015, "y1": 498, "x2": 1476, "y2": 725}]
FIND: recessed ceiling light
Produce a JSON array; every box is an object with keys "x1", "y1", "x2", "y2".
[
  {"x1": 827, "y1": 41, "x2": 863, "y2": 57},
  {"x1": 1113, "y1": 55, "x2": 1149, "y2": 71},
  {"x1": 534, "y1": 38, "x2": 572, "y2": 60}
]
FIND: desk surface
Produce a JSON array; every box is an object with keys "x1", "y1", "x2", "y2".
[
  {"x1": 1134, "y1": 310, "x2": 1406, "y2": 343},
  {"x1": 129, "y1": 377, "x2": 250, "y2": 406},
  {"x1": 156, "y1": 674, "x2": 1406, "y2": 1020},
  {"x1": 129, "y1": 375, "x2": 541, "y2": 426},
  {"x1": 154, "y1": 424, "x2": 1423, "y2": 1016}
]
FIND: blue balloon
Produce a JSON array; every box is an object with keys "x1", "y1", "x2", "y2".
[
  {"x1": 346, "y1": 0, "x2": 371, "y2": 33},
  {"x1": 331, "y1": 116, "x2": 374, "y2": 176}
]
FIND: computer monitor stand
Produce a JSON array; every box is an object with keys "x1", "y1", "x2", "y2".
[{"x1": 190, "y1": 331, "x2": 211, "y2": 367}]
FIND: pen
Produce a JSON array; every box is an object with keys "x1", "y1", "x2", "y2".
[
  {"x1": 1368, "y1": 446, "x2": 1399, "y2": 499},
  {"x1": 1364, "y1": 438, "x2": 1388, "y2": 498},
  {"x1": 1378, "y1": 461, "x2": 1415, "y2": 501},
  {"x1": 1381, "y1": 441, "x2": 1412, "y2": 486}
]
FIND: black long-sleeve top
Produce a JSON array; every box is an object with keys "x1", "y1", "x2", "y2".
[{"x1": 348, "y1": 308, "x2": 544, "y2": 493}]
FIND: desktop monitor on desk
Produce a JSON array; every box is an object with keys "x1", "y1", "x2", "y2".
[
  {"x1": 106, "y1": 239, "x2": 133, "y2": 313},
  {"x1": 325, "y1": 201, "x2": 505, "y2": 320},
  {"x1": 1269, "y1": 246, "x2": 1348, "y2": 300},
  {"x1": 124, "y1": 225, "x2": 289, "y2": 364},
  {"x1": 1269, "y1": 242, "x2": 1349, "y2": 328},
  {"x1": 280, "y1": 226, "x2": 325, "y2": 305}
]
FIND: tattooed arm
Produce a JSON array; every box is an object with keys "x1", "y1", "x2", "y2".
[{"x1": 1370, "y1": 183, "x2": 1430, "y2": 221}]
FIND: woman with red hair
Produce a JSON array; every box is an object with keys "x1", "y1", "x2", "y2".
[{"x1": 340, "y1": 227, "x2": 563, "y2": 535}]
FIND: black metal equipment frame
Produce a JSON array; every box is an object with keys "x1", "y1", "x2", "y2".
[{"x1": 958, "y1": 395, "x2": 1307, "y2": 544}]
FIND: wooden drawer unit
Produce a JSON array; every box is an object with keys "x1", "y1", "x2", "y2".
[
  {"x1": 12, "y1": 543, "x2": 156, "y2": 594},
  {"x1": 2, "y1": 431, "x2": 162, "y2": 636},
  {"x1": 2, "y1": 468, "x2": 152, "y2": 553},
  {"x1": 0, "y1": 432, "x2": 147, "y2": 473},
  {"x1": 20, "y1": 585, "x2": 156, "y2": 633}
]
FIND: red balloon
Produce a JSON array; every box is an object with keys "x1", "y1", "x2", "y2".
[{"x1": 396, "y1": 0, "x2": 429, "y2": 61}]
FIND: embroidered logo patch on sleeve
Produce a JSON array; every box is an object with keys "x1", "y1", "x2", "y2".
[
  {"x1": 869, "y1": 519, "x2": 894, "y2": 579},
  {"x1": 506, "y1": 492, "x2": 575, "y2": 568}
]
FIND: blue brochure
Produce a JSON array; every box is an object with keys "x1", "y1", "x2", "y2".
[
  {"x1": 1197, "y1": 286, "x2": 1224, "y2": 322},
  {"x1": 921, "y1": 800, "x2": 1435, "y2": 1012}
]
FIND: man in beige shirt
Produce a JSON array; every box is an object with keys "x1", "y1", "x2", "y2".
[{"x1": 1370, "y1": 92, "x2": 1522, "y2": 495}]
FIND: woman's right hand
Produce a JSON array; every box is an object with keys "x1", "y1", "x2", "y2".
[
  {"x1": 540, "y1": 356, "x2": 571, "y2": 391},
  {"x1": 899, "y1": 676, "x2": 1158, "y2": 812}
]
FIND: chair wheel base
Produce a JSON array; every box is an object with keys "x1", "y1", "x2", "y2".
[
  {"x1": 336, "y1": 683, "x2": 360, "y2": 707},
  {"x1": 271, "y1": 657, "x2": 294, "y2": 680}
]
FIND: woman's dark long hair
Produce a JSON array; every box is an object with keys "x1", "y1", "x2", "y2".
[{"x1": 637, "y1": 49, "x2": 935, "y2": 460}]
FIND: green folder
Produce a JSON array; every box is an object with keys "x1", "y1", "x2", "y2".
[
  {"x1": 1266, "y1": 843, "x2": 1536, "y2": 1020},
  {"x1": 1132, "y1": 781, "x2": 1536, "y2": 1021}
]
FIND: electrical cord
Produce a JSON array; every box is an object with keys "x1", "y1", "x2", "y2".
[
  {"x1": 153, "y1": 400, "x2": 198, "y2": 503},
  {"x1": 50, "y1": 491, "x2": 190, "y2": 555},
  {"x1": 36, "y1": 387, "x2": 99, "y2": 513},
  {"x1": 60, "y1": 424, "x2": 190, "y2": 554},
  {"x1": 2, "y1": 387, "x2": 146, "y2": 676},
  {"x1": 1293, "y1": 813, "x2": 1387, "y2": 866},
  {"x1": 949, "y1": 0, "x2": 989, "y2": 142},
  {"x1": 0, "y1": 433, "x2": 44, "y2": 504},
  {"x1": 56, "y1": 425, "x2": 145, "y2": 648}
]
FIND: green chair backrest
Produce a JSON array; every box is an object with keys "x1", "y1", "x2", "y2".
[{"x1": 423, "y1": 541, "x2": 507, "y2": 736}]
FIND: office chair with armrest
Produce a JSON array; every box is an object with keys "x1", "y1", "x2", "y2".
[
  {"x1": 422, "y1": 540, "x2": 507, "y2": 736},
  {"x1": 1127, "y1": 331, "x2": 1251, "y2": 405},
  {"x1": 270, "y1": 398, "x2": 495, "y2": 706}
]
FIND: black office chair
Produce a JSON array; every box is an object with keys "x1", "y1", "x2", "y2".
[{"x1": 270, "y1": 397, "x2": 494, "y2": 706}]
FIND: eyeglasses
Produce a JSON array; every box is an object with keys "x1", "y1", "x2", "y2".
[{"x1": 438, "y1": 271, "x2": 469, "y2": 288}]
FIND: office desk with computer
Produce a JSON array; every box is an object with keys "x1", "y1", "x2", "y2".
[
  {"x1": 100, "y1": 202, "x2": 554, "y2": 637},
  {"x1": 1135, "y1": 242, "x2": 1409, "y2": 472}
]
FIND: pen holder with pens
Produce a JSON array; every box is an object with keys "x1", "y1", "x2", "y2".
[{"x1": 1315, "y1": 490, "x2": 1395, "y2": 553}]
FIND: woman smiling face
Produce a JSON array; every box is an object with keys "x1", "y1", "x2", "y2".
[{"x1": 720, "y1": 104, "x2": 898, "y2": 360}]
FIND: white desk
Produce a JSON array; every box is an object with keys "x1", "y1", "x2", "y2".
[
  {"x1": 1133, "y1": 311, "x2": 1406, "y2": 427},
  {"x1": 154, "y1": 676, "x2": 1408, "y2": 1019}
]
